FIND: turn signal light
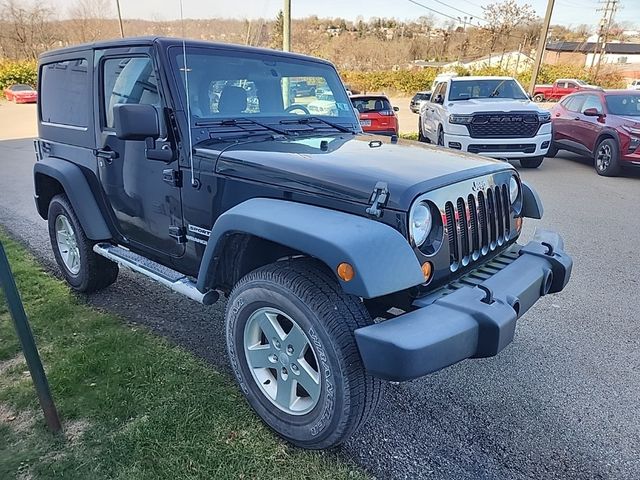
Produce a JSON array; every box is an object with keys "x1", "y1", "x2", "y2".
[
  {"x1": 337, "y1": 262, "x2": 355, "y2": 282},
  {"x1": 515, "y1": 217, "x2": 523, "y2": 231},
  {"x1": 421, "y1": 261, "x2": 433, "y2": 282}
]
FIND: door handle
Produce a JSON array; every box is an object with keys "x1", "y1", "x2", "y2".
[
  {"x1": 554, "y1": 113, "x2": 561, "y2": 117},
  {"x1": 94, "y1": 149, "x2": 118, "y2": 160},
  {"x1": 573, "y1": 117, "x2": 580, "y2": 121}
]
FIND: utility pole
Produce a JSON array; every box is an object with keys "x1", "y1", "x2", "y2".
[
  {"x1": 115, "y1": 0, "x2": 124, "y2": 38},
  {"x1": 283, "y1": 0, "x2": 291, "y2": 52},
  {"x1": 528, "y1": 0, "x2": 555, "y2": 96},
  {"x1": 592, "y1": 0, "x2": 618, "y2": 81}
]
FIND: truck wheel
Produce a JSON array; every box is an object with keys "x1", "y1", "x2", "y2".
[
  {"x1": 418, "y1": 119, "x2": 429, "y2": 143},
  {"x1": 47, "y1": 194, "x2": 118, "y2": 292},
  {"x1": 594, "y1": 138, "x2": 621, "y2": 176},
  {"x1": 437, "y1": 126, "x2": 444, "y2": 146},
  {"x1": 533, "y1": 94, "x2": 545, "y2": 102},
  {"x1": 225, "y1": 259, "x2": 384, "y2": 449},
  {"x1": 520, "y1": 156, "x2": 544, "y2": 168},
  {"x1": 546, "y1": 143, "x2": 559, "y2": 158}
]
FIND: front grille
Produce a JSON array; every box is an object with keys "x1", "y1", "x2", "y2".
[
  {"x1": 467, "y1": 113, "x2": 540, "y2": 139},
  {"x1": 444, "y1": 184, "x2": 511, "y2": 271},
  {"x1": 468, "y1": 144, "x2": 536, "y2": 154}
]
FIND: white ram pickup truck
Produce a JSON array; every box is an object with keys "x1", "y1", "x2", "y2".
[{"x1": 418, "y1": 76, "x2": 551, "y2": 168}]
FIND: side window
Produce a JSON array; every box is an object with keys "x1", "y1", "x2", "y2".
[
  {"x1": 581, "y1": 95, "x2": 603, "y2": 113},
  {"x1": 102, "y1": 57, "x2": 160, "y2": 129},
  {"x1": 564, "y1": 95, "x2": 585, "y2": 112},
  {"x1": 566, "y1": 82, "x2": 577, "y2": 89},
  {"x1": 432, "y1": 82, "x2": 446, "y2": 102},
  {"x1": 40, "y1": 59, "x2": 89, "y2": 127}
]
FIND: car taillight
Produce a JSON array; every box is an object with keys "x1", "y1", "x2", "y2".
[{"x1": 379, "y1": 110, "x2": 394, "y2": 116}]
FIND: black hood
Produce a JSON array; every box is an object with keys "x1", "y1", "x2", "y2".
[{"x1": 200, "y1": 134, "x2": 514, "y2": 211}]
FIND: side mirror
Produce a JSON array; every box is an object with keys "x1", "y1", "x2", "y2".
[
  {"x1": 113, "y1": 104, "x2": 160, "y2": 141},
  {"x1": 433, "y1": 94, "x2": 444, "y2": 105},
  {"x1": 393, "y1": 106, "x2": 399, "y2": 112},
  {"x1": 583, "y1": 107, "x2": 602, "y2": 117}
]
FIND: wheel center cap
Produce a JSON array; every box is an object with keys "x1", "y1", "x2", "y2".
[{"x1": 278, "y1": 354, "x2": 290, "y2": 367}]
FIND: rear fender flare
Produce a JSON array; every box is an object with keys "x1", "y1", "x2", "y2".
[
  {"x1": 196, "y1": 198, "x2": 425, "y2": 298},
  {"x1": 33, "y1": 157, "x2": 112, "y2": 240}
]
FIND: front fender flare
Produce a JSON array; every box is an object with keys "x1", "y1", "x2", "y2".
[
  {"x1": 33, "y1": 157, "x2": 112, "y2": 240},
  {"x1": 196, "y1": 198, "x2": 425, "y2": 298}
]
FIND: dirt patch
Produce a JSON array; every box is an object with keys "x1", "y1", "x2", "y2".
[
  {"x1": 0, "y1": 353, "x2": 26, "y2": 376},
  {"x1": 64, "y1": 418, "x2": 91, "y2": 445},
  {"x1": 0, "y1": 403, "x2": 36, "y2": 434}
]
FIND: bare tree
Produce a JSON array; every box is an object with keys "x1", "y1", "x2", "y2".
[
  {"x1": 68, "y1": 0, "x2": 114, "y2": 43},
  {"x1": 482, "y1": 0, "x2": 537, "y2": 56},
  {"x1": 0, "y1": 0, "x2": 60, "y2": 60}
]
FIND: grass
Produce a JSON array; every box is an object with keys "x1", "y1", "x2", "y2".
[
  {"x1": 399, "y1": 132, "x2": 418, "y2": 141},
  {"x1": 0, "y1": 231, "x2": 366, "y2": 480}
]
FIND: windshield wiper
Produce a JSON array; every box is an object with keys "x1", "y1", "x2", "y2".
[
  {"x1": 195, "y1": 118, "x2": 290, "y2": 136},
  {"x1": 279, "y1": 116, "x2": 355, "y2": 133}
]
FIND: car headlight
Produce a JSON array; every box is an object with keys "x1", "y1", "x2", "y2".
[
  {"x1": 509, "y1": 175, "x2": 520, "y2": 204},
  {"x1": 449, "y1": 114, "x2": 473, "y2": 125},
  {"x1": 409, "y1": 201, "x2": 433, "y2": 247},
  {"x1": 537, "y1": 112, "x2": 551, "y2": 123}
]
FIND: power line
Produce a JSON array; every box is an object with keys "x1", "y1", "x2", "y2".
[{"x1": 406, "y1": 0, "x2": 463, "y2": 23}]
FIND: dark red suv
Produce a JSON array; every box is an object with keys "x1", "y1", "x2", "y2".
[{"x1": 549, "y1": 90, "x2": 640, "y2": 176}]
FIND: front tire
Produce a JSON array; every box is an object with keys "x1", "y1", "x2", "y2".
[
  {"x1": 594, "y1": 137, "x2": 621, "y2": 176},
  {"x1": 418, "y1": 118, "x2": 429, "y2": 142},
  {"x1": 437, "y1": 126, "x2": 444, "y2": 146},
  {"x1": 225, "y1": 259, "x2": 384, "y2": 449},
  {"x1": 546, "y1": 142, "x2": 559, "y2": 158},
  {"x1": 533, "y1": 94, "x2": 545, "y2": 102},
  {"x1": 520, "y1": 156, "x2": 544, "y2": 168},
  {"x1": 47, "y1": 194, "x2": 118, "y2": 292}
]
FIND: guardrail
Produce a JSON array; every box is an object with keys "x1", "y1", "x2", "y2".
[{"x1": 0, "y1": 240, "x2": 61, "y2": 432}]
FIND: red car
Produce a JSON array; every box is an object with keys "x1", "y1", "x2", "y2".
[
  {"x1": 532, "y1": 78, "x2": 600, "y2": 102},
  {"x1": 350, "y1": 95, "x2": 399, "y2": 136},
  {"x1": 549, "y1": 90, "x2": 640, "y2": 176},
  {"x1": 4, "y1": 83, "x2": 38, "y2": 103}
]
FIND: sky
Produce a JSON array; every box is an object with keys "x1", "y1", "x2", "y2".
[{"x1": 50, "y1": 0, "x2": 640, "y2": 31}]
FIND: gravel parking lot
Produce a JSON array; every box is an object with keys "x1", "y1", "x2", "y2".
[{"x1": 1, "y1": 100, "x2": 639, "y2": 479}]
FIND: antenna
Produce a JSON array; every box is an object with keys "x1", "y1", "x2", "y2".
[{"x1": 179, "y1": 0, "x2": 197, "y2": 188}]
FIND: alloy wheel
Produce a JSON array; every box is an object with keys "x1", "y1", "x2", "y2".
[
  {"x1": 596, "y1": 144, "x2": 612, "y2": 171},
  {"x1": 55, "y1": 214, "x2": 81, "y2": 275},
  {"x1": 243, "y1": 307, "x2": 321, "y2": 415}
]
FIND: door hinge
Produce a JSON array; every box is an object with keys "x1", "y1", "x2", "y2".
[
  {"x1": 169, "y1": 226, "x2": 187, "y2": 244},
  {"x1": 366, "y1": 181, "x2": 389, "y2": 218},
  {"x1": 163, "y1": 168, "x2": 182, "y2": 187}
]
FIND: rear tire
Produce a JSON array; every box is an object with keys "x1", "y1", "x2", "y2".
[
  {"x1": 594, "y1": 137, "x2": 621, "y2": 176},
  {"x1": 47, "y1": 194, "x2": 118, "y2": 292},
  {"x1": 225, "y1": 258, "x2": 384, "y2": 449},
  {"x1": 520, "y1": 156, "x2": 544, "y2": 168}
]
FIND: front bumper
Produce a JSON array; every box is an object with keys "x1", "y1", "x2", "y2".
[
  {"x1": 354, "y1": 229, "x2": 572, "y2": 381},
  {"x1": 443, "y1": 132, "x2": 551, "y2": 159}
]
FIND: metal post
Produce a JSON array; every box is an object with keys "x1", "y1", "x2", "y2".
[
  {"x1": 283, "y1": 0, "x2": 291, "y2": 52},
  {"x1": 528, "y1": 0, "x2": 555, "y2": 96},
  {"x1": 0, "y1": 241, "x2": 61, "y2": 433},
  {"x1": 115, "y1": 0, "x2": 125, "y2": 38}
]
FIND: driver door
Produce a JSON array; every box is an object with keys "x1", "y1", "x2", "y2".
[
  {"x1": 424, "y1": 82, "x2": 445, "y2": 141},
  {"x1": 95, "y1": 51, "x2": 185, "y2": 258}
]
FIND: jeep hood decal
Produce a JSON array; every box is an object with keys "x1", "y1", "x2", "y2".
[{"x1": 204, "y1": 135, "x2": 513, "y2": 210}]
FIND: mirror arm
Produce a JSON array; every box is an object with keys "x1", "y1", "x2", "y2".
[{"x1": 145, "y1": 137, "x2": 174, "y2": 162}]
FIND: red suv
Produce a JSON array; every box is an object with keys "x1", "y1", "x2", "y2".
[
  {"x1": 549, "y1": 90, "x2": 640, "y2": 176},
  {"x1": 350, "y1": 95, "x2": 399, "y2": 136}
]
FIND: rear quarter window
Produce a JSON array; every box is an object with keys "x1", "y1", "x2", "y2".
[{"x1": 40, "y1": 59, "x2": 90, "y2": 128}]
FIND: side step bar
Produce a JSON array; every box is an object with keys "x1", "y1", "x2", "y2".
[{"x1": 93, "y1": 243, "x2": 219, "y2": 305}]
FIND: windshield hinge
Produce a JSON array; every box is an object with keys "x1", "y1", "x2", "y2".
[
  {"x1": 366, "y1": 181, "x2": 389, "y2": 218},
  {"x1": 163, "y1": 168, "x2": 182, "y2": 188},
  {"x1": 169, "y1": 226, "x2": 187, "y2": 244}
]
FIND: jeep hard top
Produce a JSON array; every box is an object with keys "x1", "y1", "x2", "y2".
[{"x1": 33, "y1": 37, "x2": 572, "y2": 449}]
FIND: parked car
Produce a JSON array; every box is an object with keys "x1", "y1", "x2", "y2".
[
  {"x1": 350, "y1": 94, "x2": 399, "y2": 135},
  {"x1": 418, "y1": 76, "x2": 551, "y2": 168},
  {"x1": 627, "y1": 79, "x2": 640, "y2": 91},
  {"x1": 289, "y1": 80, "x2": 316, "y2": 98},
  {"x1": 34, "y1": 37, "x2": 572, "y2": 450},
  {"x1": 3, "y1": 83, "x2": 38, "y2": 103},
  {"x1": 532, "y1": 78, "x2": 600, "y2": 102},
  {"x1": 307, "y1": 92, "x2": 338, "y2": 116},
  {"x1": 549, "y1": 89, "x2": 640, "y2": 176},
  {"x1": 410, "y1": 91, "x2": 432, "y2": 113}
]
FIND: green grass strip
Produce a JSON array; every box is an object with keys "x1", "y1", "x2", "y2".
[{"x1": 0, "y1": 231, "x2": 365, "y2": 480}]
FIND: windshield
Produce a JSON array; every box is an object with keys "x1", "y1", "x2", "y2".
[
  {"x1": 12, "y1": 84, "x2": 32, "y2": 91},
  {"x1": 575, "y1": 79, "x2": 587, "y2": 85},
  {"x1": 170, "y1": 47, "x2": 356, "y2": 126},
  {"x1": 449, "y1": 79, "x2": 528, "y2": 101},
  {"x1": 605, "y1": 94, "x2": 640, "y2": 116}
]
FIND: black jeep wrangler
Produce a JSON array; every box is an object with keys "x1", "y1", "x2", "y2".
[{"x1": 33, "y1": 37, "x2": 572, "y2": 449}]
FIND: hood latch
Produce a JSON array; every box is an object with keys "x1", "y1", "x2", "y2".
[{"x1": 366, "y1": 181, "x2": 389, "y2": 218}]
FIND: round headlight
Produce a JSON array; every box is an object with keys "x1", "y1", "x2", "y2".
[
  {"x1": 410, "y1": 202, "x2": 433, "y2": 247},
  {"x1": 509, "y1": 176, "x2": 520, "y2": 204}
]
